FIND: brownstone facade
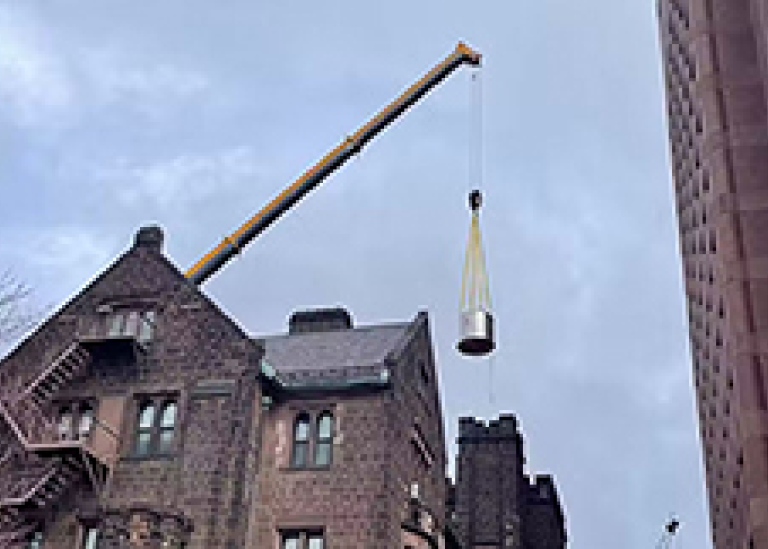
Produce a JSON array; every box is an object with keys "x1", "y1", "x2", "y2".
[
  {"x1": 0, "y1": 227, "x2": 263, "y2": 548},
  {"x1": 658, "y1": 0, "x2": 768, "y2": 547},
  {"x1": 0, "y1": 227, "x2": 566, "y2": 548},
  {"x1": 452, "y1": 416, "x2": 565, "y2": 549}
]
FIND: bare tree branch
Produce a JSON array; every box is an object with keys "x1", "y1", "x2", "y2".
[{"x1": 0, "y1": 270, "x2": 39, "y2": 344}]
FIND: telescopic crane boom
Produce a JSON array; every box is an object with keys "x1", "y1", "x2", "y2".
[{"x1": 185, "y1": 42, "x2": 482, "y2": 286}]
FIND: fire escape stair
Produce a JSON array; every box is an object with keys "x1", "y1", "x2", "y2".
[{"x1": 0, "y1": 341, "x2": 113, "y2": 543}]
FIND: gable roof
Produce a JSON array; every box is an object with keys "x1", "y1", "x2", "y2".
[
  {"x1": 257, "y1": 319, "x2": 414, "y2": 384},
  {"x1": 1, "y1": 226, "x2": 261, "y2": 369}
]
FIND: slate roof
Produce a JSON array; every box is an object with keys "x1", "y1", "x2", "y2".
[{"x1": 257, "y1": 321, "x2": 412, "y2": 384}]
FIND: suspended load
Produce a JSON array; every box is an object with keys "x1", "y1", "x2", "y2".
[{"x1": 457, "y1": 189, "x2": 495, "y2": 357}]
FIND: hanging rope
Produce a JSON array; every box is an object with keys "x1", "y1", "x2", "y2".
[
  {"x1": 469, "y1": 70, "x2": 484, "y2": 191},
  {"x1": 460, "y1": 68, "x2": 490, "y2": 314}
]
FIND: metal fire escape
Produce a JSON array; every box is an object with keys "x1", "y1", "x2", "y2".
[{"x1": 0, "y1": 329, "x2": 126, "y2": 545}]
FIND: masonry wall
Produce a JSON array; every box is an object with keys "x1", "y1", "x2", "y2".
[
  {"x1": 523, "y1": 477, "x2": 567, "y2": 549},
  {"x1": 388, "y1": 315, "x2": 448, "y2": 544},
  {"x1": 250, "y1": 314, "x2": 448, "y2": 549},
  {"x1": 454, "y1": 416, "x2": 525, "y2": 549},
  {"x1": 252, "y1": 389, "x2": 395, "y2": 547},
  {"x1": 0, "y1": 229, "x2": 264, "y2": 548}
]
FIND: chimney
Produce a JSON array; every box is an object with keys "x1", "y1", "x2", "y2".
[
  {"x1": 288, "y1": 307, "x2": 353, "y2": 334},
  {"x1": 133, "y1": 225, "x2": 164, "y2": 254}
]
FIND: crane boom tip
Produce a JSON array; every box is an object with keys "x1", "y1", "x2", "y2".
[{"x1": 456, "y1": 42, "x2": 482, "y2": 66}]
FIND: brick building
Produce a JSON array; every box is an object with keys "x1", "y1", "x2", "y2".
[
  {"x1": 451, "y1": 416, "x2": 566, "y2": 549},
  {"x1": 657, "y1": 0, "x2": 768, "y2": 547},
  {"x1": 0, "y1": 227, "x2": 565, "y2": 548}
]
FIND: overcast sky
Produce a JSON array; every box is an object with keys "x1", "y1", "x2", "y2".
[{"x1": 0, "y1": 1, "x2": 709, "y2": 547}]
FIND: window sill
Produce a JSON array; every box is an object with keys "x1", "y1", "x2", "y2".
[
  {"x1": 122, "y1": 452, "x2": 178, "y2": 463},
  {"x1": 281, "y1": 464, "x2": 332, "y2": 473}
]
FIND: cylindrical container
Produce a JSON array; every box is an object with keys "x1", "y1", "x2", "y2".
[{"x1": 457, "y1": 309, "x2": 495, "y2": 356}]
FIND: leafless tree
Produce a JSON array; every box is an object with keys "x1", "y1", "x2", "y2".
[{"x1": 0, "y1": 270, "x2": 38, "y2": 344}]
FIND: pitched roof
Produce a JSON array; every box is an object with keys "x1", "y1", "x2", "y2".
[{"x1": 258, "y1": 321, "x2": 412, "y2": 384}]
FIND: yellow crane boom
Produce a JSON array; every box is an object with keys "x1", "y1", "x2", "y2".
[{"x1": 186, "y1": 42, "x2": 482, "y2": 285}]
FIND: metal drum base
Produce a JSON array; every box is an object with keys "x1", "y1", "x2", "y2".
[
  {"x1": 457, "y1": 336, "x2": 495, "y2": 356},
  {"x1": 457, "y1": 310, "x2": 495, "y2": 357}
]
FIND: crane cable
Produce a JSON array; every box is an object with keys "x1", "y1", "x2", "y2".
[
  {"x1": 459, "y1": 68, "x2": 496, "y2": 404},
  {"x1": 460, "y1": 70, "x2": 491, "y2": 315}
]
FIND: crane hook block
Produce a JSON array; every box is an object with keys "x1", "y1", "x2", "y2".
[{"x1": 469, "y1": 189, "x2": 482, "y2": 212}]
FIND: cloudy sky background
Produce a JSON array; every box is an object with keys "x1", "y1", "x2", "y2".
[{"x1": 0, "y1": 1, "x2": 709, "y2": 547}]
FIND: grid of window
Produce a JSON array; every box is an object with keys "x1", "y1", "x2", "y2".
[
  {"x1": 134, "y1": 398, "x2": 178, "y2": 457},
  {"x1": 57, "y1": 403, "x2": 96, "y2": 442},
  {"x1": 108, "y1": 310, "x2": 156, "y2": 343},
  {"x1": 291, "y1": 412, "x2": 335, "y2": 468}
]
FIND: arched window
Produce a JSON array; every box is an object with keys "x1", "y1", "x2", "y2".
[
  {"x1": 135, "y1": 403, "x2": 156, "y2": 456},
  {"x1": 292, "y1": 414, "x2": 310, "y2": 468},
  {"x1": 159, "y1": 402, "x2": 177, "y2": 453},
  {"x1": 314, "y1": 413, "x2": 334, "y2": 467},
  {"x1": 78, "y1": 406, "x2": 94, "y2": 441},
  {"x1": 58, "y1": 408, "x2": 73, "y2": 441}
]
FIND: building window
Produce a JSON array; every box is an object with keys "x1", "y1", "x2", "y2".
[
  {"x1": 281, "y1": 531, "x2": 324, "y2": 549},
  {"x1": 82, "y1": 527, "x2": 100, "y2": 549},
  {"x1": 57, "y1": 402, "x2": 96, "y2": 441},
  {"x1": 58, "y1": 408, "x2": 73, "y2": 441},
  {"x1": 108, "y1": 310, "x2": 156, "y2": 343},
  {"x1": 292, "y1": 414, "x2": 311, "y2": 468},
  {"x1": 136, "y1": 403, "x2": 156, "y2": 456},
  {"x1": 315, "y1": 413, "x2": 334, "y2": 467},
  {"x1": 134, "y1": 397, "x2": 178, "y2": 457},
  {"x1": 291, "y1": 411, "x2": 335, "y2": 469},
  {"x1": 79, "y1": 406, "x2": 94, "y2": 441},
  {"x1": 159, "y1": 402, "x2": 177, "y2": 453},
  {"x1": 28, "y1": 530, "x2": 43, "y2": 549}
]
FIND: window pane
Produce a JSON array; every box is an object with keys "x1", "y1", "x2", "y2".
[
  {"x1": 317, "y1": 414, "x2": 333, "y2": 440},
  {"x1": 139, "y1": 311, "x2": 155, "y2": 343},
  {"x1": 159, "y1": 429, "x2": 174, "y2": 453},
  {"x1": 124, "y1": 311, "x2": 139, "y2": 337},
  {"x1": 315, "y1": 442, "x2": 332, "y2": 467},
  {"x1": 308, "y1": 535, "x2": 324, "y2": 549},
  {"x1": 83, "y1": 527, "x2": 100, "y2": 549},
  {"x1": 79, "y1": 408, "x2": 94, "y2": 439},
  {"x1": 58, "y1": 412, "x2": 73, "y2": 440},
  {"x1": 292, "y1": 442, "x2": 308, "y2": 468},
  {"x1": 139, "y1": 404, "x2": 156, "y2": 429},
  {"x1": 136, "y1": 432, "x2": 151, "y2": 456},
  {"x1": 108, "y1": 314, "x2": 124, "y2": 337},
  {"x1": 295, "y1": 417, "x2": 310, "y2": 442},
  {"x1": 282, "y1": 534, "x2": 300, "y2": 549},
  {"x1": 160, "y1": 403, "x2": 177, "y2": 428}
]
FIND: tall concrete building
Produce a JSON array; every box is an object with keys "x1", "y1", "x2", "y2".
[{"x1": 658, "y1": 1, "x2": 768, "y2": 547}]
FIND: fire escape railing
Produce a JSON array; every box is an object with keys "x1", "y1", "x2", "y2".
[{"x1": 0, "y1": 325, "x2": 131, "y2": 543}]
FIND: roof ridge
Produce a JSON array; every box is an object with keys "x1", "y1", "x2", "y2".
[{"x1": 253, "y1": 320, "x2": 411, "y2": 341}]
